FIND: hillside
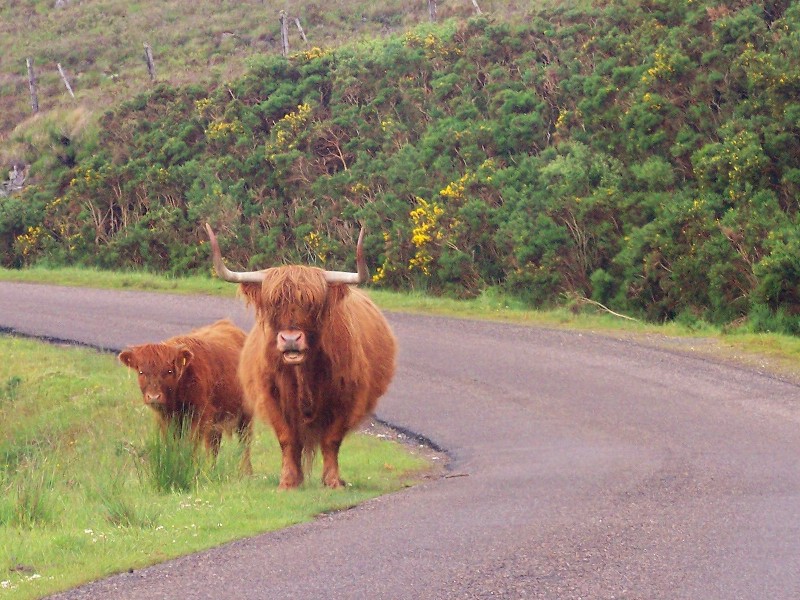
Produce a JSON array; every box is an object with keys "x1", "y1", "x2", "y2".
[
  {"x1": 2, "y1": 0, "x2": 800, "y2": 331},
  {"x1": 0, "y1": 0, "x2": 514, "y2": 147}
]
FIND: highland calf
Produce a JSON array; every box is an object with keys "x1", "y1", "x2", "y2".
[
  {"x1": 118, "y1": 319, "x2": 253, "y2": 473},
  {"x1": 206, "y1": 224, "x2": 397, "y2": 489}
]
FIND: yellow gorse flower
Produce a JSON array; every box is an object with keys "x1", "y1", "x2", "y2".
[
  {"x1": 409, "y1": 197, "x2": 444, "y2": 276},
  {"x1": 266, "y1": 103, "x2": 313, "y2": 160},
  {"x1": 303, "y1": 231, "x2": 328, "y2": 263},
  {"x1": 205, "y1": 119, "x2": 245, "y2": 141}
]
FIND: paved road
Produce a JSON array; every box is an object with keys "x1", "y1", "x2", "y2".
[{"x1": 2, "y1": 281, "x2": 800, "y2": 599}]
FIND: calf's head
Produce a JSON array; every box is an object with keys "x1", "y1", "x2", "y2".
[{"x1": 118, "y1": 344, "x2": 194, "y2": 406}]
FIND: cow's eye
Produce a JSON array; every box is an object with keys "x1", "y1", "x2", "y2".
[
  {"x1": 138, "y1": 371, "x2": 144, "y2": 375},
  {"x1": 167, "y1": 369, "x2": 173, "y2": 375}
]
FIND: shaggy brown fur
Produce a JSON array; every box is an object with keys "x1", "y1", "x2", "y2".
[
  {"x1": 118, "y1": 319, "x2": 253, "y2": 473},
  {"x1": 237, "y1": 266, "x2": 397, "y2": 489}
]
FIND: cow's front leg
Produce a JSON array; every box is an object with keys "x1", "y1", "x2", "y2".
[
  {"x1": 321, "y1": 418, "x2": 347, "y2": 488},
  {"x1": 277, "y1": 433, "x2": 303, "y2": 489},
  {"x1": 259, "y1": 384, "x2": 303, "y2": 489}
]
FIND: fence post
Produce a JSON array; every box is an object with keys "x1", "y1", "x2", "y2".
[
  {"x1": 428, "y1": 0, "x2": 437, "y2": 22},
  {"x1": 26, "y1": 58, "x2": 39, "y2": 113},
  {"x1": 57, "y1": 63, "x2": 76, "y2": 99},
  {"x1": 471, "y1": 0, "x2": 482, "y2": 14},
  {"x1": 280, "y1": 11, "x2": 289, "y2": 57},
  {"x1": 143, "y1": 43, "x2": 156, "y2": 81},
  {"x1": 294, "y1": 17, "x2": 308, "y2": 43}
]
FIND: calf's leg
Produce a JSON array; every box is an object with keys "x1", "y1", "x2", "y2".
[{"x1": 237, "y1": 414, "x2": 254, "y2": 476}]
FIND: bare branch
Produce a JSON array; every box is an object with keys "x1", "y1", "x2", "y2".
[{"x1": 567, "y1": 292, "x2": 640, "y2": 322}]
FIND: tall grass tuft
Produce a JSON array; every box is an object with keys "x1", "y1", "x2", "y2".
[
  {"x1": 139, "y1": 418, "x2": 208, "y2": 494},
  {"x1": 0, "y1": 375, "x2": 22, "y2": 403},
  {"x1": 96, "y1": 483, "x2": 160, "y2": 528},
  {"x1": 4, "y1": 458, "x2": 54, "y2": 528}
]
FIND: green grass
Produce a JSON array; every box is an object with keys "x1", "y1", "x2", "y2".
[
  {"x1": 0, "y1": 265, "x2": 233, "y2": 296},
  {"x1": 0, "y1": 335, "x2": 431, "y2": 599}
]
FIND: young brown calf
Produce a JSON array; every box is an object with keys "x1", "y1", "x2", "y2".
[{"x1": 118, "y1": 319, "x2": 253, "y2": 473}]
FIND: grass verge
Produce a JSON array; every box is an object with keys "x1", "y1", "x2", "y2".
[
  {"x1": 3, "y1": 266, "x2": 800, "y2": 380},
  {"x1": 0, "y1": 336, "x2": 431, "y2": 599}
]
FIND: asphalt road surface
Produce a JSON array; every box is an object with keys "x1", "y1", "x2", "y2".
[{"x1": 2, "y1": 281, "x2": 800, "y2": 599}]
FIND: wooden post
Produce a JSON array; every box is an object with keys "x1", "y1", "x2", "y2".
[
  {"x1": 26, "y1": 58, "x2": 39, "y2": 114},
  {"x1": 57, "y1": 63, "x2": 75, "y2": 99},
  {"x1": 294, "y1": 17, "x2": 308, "y2": 43},
  {"x1": 143, "y1": 43, "x2": 156, "y2": 81},
  {"x1": 428, "y1": 0, "x2": 437, "y2": 22},
  {"x1": 279, "y1": 11, "x2": 289, "y2": 57},
  {"x1": 471, "y1": 0, "x2": 482, "y2": 14}
]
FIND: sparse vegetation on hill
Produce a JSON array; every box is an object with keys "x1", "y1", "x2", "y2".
[
  {"x1": 0, "y1": 0, "x2": 506, "y2": 145},
  {"x1": 2, "y1": 0, "x2": 800, "y2": 331}
]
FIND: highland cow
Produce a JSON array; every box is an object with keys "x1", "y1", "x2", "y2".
[{"x1": 206, "y1": 224, "x2": 396, "y2": 489}]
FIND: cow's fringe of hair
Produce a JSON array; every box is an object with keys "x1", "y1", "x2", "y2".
[
  {"x1": 300, "y1": 427, "x2": 322, "y2": 477},
  {"x1": 302, "y1": 446, "x2": 317, "y2": 478}
]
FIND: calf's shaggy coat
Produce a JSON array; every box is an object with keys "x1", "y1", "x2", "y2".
[{"x1": 118, "y1": 319, "x2": 253, "y2": 473}]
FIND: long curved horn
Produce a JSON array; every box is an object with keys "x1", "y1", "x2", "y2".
[
  {"x1": 205, "y1": 223, "x2": 266, "y2": 283},
  {"x1": 323, "y1": 226, "x2": 369, "y2": 285}
]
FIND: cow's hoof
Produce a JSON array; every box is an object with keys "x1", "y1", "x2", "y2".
[
  {"x1": 278, "y1": 473, "x2": 303, "y2": 490},
  {"x1": 324, "y1": 476, "x2": 346, "y2": 489}
]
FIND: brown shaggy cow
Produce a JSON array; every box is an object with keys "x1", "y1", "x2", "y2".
[
  {"x1": 118, "y1": 318, "x2": 253, "y2": 473},
  {"x1": 206, "y1": 224, "x2": 397, "y2": 489}
]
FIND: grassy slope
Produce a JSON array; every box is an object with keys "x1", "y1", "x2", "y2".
[
  {"x1": 0, "y1": 334, "x2": 432, "y2": 599},
  {"x1": 0, "y1": 0, "x2": 541, "y2": 162}
]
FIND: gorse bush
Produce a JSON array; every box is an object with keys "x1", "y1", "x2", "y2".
[{"x1": 4, "y1": 0, "x2": 800, "y2": 328}]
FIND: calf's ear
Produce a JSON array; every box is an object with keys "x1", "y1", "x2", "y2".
[
  {"x1": 118, "y1": 349, "x2": 137, "y2": 369},
  {"x1": 176, "y1": 347, "x2": 194, "y2": 375}
]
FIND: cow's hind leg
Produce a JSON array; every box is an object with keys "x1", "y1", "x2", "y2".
[{"x1": 321, "y1": 418, "x2": 348, "y2": 489}]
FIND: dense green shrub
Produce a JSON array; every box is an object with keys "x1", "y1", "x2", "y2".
[{"x1": 4, "y1": 0, "x2": 800, "y2": 326}]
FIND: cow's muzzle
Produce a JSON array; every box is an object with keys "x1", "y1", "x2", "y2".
[{"x1": 277, "y1": 331, "x2": 307, "y2": 365}]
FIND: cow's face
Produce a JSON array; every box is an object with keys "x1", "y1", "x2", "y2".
[
  {"x1": 272, "y1": 303, "x2": 314, "y2": 365},
  {"x1": 119, "y1": 344, "x2": 194, "y2": 406},
  {"x1": 241, "y1": 266, "x2": 328, "y2": 366}
]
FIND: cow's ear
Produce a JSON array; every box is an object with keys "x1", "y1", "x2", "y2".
[
  {"x1": 325, "y1": 282, "x2": 349, "y2": 306},
  {"x1": 118, "y1": 349, "x2": 137, "y2": 369},
  {"x1": 239, "y1": 282, "x2": 262, "y2": 308}
]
